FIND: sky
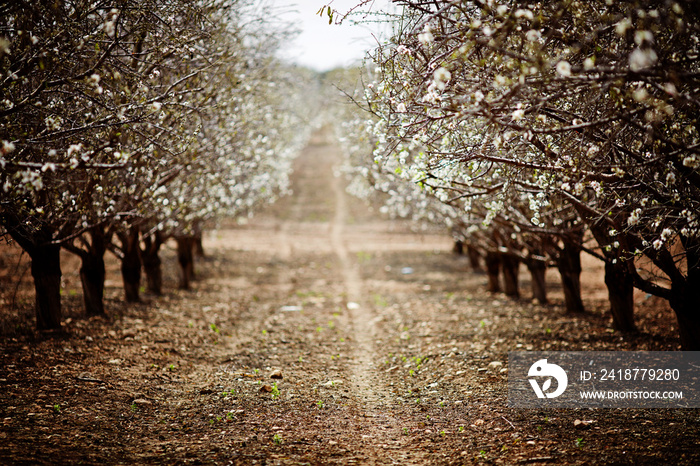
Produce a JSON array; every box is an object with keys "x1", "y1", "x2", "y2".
[{"x1": 266, "y1": 0, "x2": 393, "y2": 72}]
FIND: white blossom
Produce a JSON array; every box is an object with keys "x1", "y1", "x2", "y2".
[
  {"x1": 433, "y1": 67, "x2": 451, "y2": 91},
  {"x1": 526, "y1": 30, "x2": 541, "y2": 42},
  {"x1": 418, "y1": 25, "x2": 434, "y2": 45},
  {"x1": 556, "y1": 60, "x2": 572, "y2": 77},
  {"x1": 629, "y1": 48, "x2": 658, "y2": 71},
  {"x1": 2, "y1": 140, "x2": 15, "y2": 155}
]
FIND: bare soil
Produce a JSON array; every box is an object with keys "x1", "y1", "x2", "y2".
[{"x1": 1, "y1": 128, "x2": 699, "y2": 465}]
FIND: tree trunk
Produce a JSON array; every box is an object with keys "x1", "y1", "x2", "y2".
[
  {"x1": 485, "y1": 251, "x2": 501, "y2": 293},
  {"x1": 604, "y1": 261, "x2": 636, "y2": 331},
  {"x1": 452, "y1": 240, "x2": 464, "y2": 255},
  {"x1": 177, "y1": 236, "x2": 195, "y2": 290},
  {"x1": 31, "y1": 241, "x2": 63, "y2": 330},
  {"x1": 526, "y1": 259, "x2": 548, "y2": 304},
  {"x1": 670, "y1": 238, "x2": 700, "y2": 350},
  {"x1": 669, "y1": 290, "x2": 700, "y2": 351},
  {"x1": 557, "y1": 242, "x2": 585, "y2": 313},
  {"x1": 142, "y1": 232, "x2": 163, "y2": 296},
  {"x1": 467, "y1": 245, "x2": 482, "y2": 272},
  {"x1": 120, "y1": 227, "x2": 141, "y2": 302},
  {"x1": 501, "y1": 254, "x2": 520, "y2": 298},
  {"x1": 78, "y1": 228, "x2": 107, "y2": 316}
]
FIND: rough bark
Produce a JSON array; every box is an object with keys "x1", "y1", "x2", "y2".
[
  {"x1": 177, "y1": 236, "x2": 196, "y2": 290},
  {"x1": 485, "y1": 251, "x2": 501, "y2": 293},
  {"x1": 31, "y1": 241, "x2": 63, "y2": 329},
  {"x1": 142, "y1": 232, "x2": 164, "y2": 296},
  {"x1": 604, "y1": 261, "x2": 636, "y2": 331},
  {"x1": 669, "y1": 238, "x2": 700, "y2": 350},
  {"x1": 1, "y1": 214, "x2": 63, "y2": 330},
  {"x1": 501, "y1": 254, "x2": 520, "y2": 298},
  {"x1": 670, "y1": 292, "x2": 700, "y2": 351},
  {"x1": 76, "y1": 228, "x2": 107, "y2": 316},
  {"x1": 557, "y1": 242, "x2": 585, "y2": 313},
  {"x1": 119, "y1": 227, "x2": 142, "y2": 303},
  {"x1": 526, "y1": 259, "x2": 548, "y2": 305}
]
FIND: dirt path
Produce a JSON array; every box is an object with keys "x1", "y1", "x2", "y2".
[{"x1": 1, "y1": 127, "x2": 699, "y2": 465}]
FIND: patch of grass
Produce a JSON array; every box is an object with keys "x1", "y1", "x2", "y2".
[
  {"x1": 356, "y1": 251, "x2": 372, "y2": 263},
  {"x1": 372, "y1": 294, "x2": 388, "y2": 307}
]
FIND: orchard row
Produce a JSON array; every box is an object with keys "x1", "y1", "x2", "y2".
[
  {"x1": 333, "y1": 0, "x2": 700, "y2": 349},
  {"x1": 1, "y1": 1, "x2": 317, "y2": 328}
]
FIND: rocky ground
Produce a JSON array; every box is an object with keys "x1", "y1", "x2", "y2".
[{"x1": 1, "y1": 128, "x2": 698, "y2": 465}]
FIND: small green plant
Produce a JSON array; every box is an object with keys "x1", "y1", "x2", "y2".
[
  {"x1": 575, "y1": 438, "x2": 585, "y2": 448},
  {"x1": 327, "y1": 320, "x2": 335, "y2": 329},
  {"x1": 262, "y1": 329, "x2": 267, "y2": 335},
  {"x1": 479, "y1": 320, "x2": 487, "y2": 328},
  {"x1": 316, "y1": 400, "x2": 324, "y2": 408},
  {"x1": 210, "y1": 323, "x2": 220, "y2": 333},
  {"x1": 168, "y1": 364, "x2": 175, "y2": 371},
  {"x1": 220, "y1": 389, "x2": 235, "y2": 397},
  {"x1": 271, "y1": 383, "x2": 280, "y2": 399},
  {"x1": 273, "y1": 433, "x2": 282, "y2": 445},
  {"x1": 440, "y1": 430, "x2": 446, "y2": 436},
  {"x1": 439, "y1": 401, "x2": 444, "y2": 407},
  {"x1": 130, "y1": 402, "x2": 137, "y2": 413},
  {"x1": 316, "y1": 326, "x2": 323, "y2": 332},
  {"x1": 298, "y1": 356, "x2": 303, "y2": 363},
  {"x1": 226, "y1": 412, "x2": 234, "y2": 421},
  {"x1": 545, "y1": 327, "x2": 552, "y2": 334},
  {"x1": 254, "y1": 368, "x2": 260, "y2": 375},
  {"x1": 187, "y1": 321, "x2": 194, "y2": 328},
  {"x1": 409, "y1": 369, "x2": 415, "y2": 377},
  {"x1": 372, "y1": 294, "x2": 388, "y2": 307},
  {"x1": 458, "y1": 426, "x2": 464, "y2": 432},
  {"x1": 53, "y1": 404, "x2": 61, "y2": 414},
  {"x1": 479, "y1": 450, "x2": 487, "y2": 459},
  {"x1": 403, "y1": 427, "x2": 409, "y2": 435}
]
